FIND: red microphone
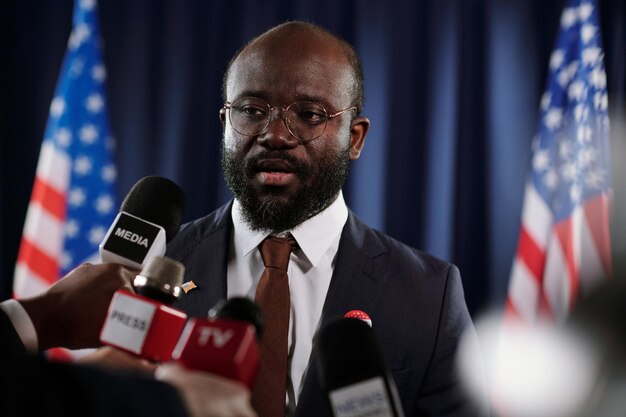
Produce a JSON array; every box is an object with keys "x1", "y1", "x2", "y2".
[
  {"x1": 99, "y1": 256, "x2": 187, "y2": 362},
  {"x1": 171, "y1": 298, "x2": 263, "y2": 388}
]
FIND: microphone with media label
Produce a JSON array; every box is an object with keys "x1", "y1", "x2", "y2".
[
  {"x1": 171, "y1": 297, "x2": 263, "y2": 388},
  {"x1": 99, "y1": 176, "x2": 186, "y2": 269},
  {"x1": 316, "y1": 317, "x2": 405, "y2": 417},
  {"x1": 99, "y1": 256, "x2": 188, "y2": 362}
]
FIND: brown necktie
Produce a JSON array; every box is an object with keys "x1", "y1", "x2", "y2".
[{"x1": 252, "y1": 236, "x2": 296, "y2": 417}]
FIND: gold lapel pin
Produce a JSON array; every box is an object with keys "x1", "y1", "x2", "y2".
[{"x1": 181, "y1": 280, "x2": 198, "y2": 294}]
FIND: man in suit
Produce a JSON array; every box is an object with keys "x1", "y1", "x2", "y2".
[
  {"x1": 0, "y1": 263, "x2": 257, "y2": 417},
  {"x1": 167, "y1": 21, "x2": 486, "y2": 417}
]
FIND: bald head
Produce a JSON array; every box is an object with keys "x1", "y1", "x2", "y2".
[{"x1": 222, "y1": 21, "x2": 364, "y2": 113}]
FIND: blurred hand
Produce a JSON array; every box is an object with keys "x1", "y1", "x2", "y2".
[
  {"x1": 77, "y1": 346, "x2": 157, "y2": 375},
  {"x1": 19, "y1": 263, "x2": 138, "y2": 350},
  {"x1": 156, "y1": 363, "x2": 257, "y2": 417}
]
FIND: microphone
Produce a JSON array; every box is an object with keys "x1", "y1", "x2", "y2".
[
  {"x1": 171, "y1": 297, "x2": 263, "y2": 388},
  {"x1": 99, "y1": 176, "x2": 186, "y2": 269},
  {"x1": 99, "y1": 256, "x2": 188, "y2": 362},
  {"x1": 316, "y1": 318, "x2": 405, "y2": 417},
  {"x1": 344, "y1": 310, "x2": 373, "y2": 327}
]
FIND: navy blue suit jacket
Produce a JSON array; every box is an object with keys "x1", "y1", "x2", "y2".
[{"x1": 167, "y1": 201, "x2": 487, "y2": 417}]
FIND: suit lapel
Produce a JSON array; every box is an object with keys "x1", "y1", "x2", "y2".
[
  {"x1": 171, "y1": 202, "x2": 232, "y2": 318},
  {"x1": 319, "y1": 211, "x2": 387, "y2": 327},
  {"x1": 295, "y1": 211, "x2": 388, "y2": 416}
]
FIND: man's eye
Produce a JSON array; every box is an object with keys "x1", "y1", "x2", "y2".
[
  {"x1": 297, "y1": 109, "x2": 326, "y2": 124},
  {"x1": 239, "y1": 106, "x2": 267, "y2": 117}
]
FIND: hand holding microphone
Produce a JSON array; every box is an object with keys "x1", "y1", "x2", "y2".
[{"x1": 17, "y1": 263, "x2": 137, "y2": 351}]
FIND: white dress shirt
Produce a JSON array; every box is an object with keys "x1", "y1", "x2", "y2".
[{"x1": 227, "y1": 191, "x2": 348, "y2": 410}]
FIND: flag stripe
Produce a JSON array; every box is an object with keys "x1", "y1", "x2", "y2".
[
  {"x1": 520, "y1": 183, "x2": 553, "y2": 250},
  {"x1": 22, "y1": 202, "x2": 64, "y2": 260},
  {"x1": 508, "y1": 260, "x2": 540, "y2": 322},
  {"x1": 554, "y1": 217, "x2": 579, "y2": 306},
  {"x1": 30, "y1": 178, "x2": 67, "y2": 221},
  {"x1": 35, "y1": 140, "x2": 71, "y2": 194},
  {"x1": 16, "y1": 239, "x2": 59, "y2": 286},
  {"x1": 542, "y1": 231, "x2": 570, "y2": 319},
  {"x1": 517, "y1": 227, "x2": 546, "y2": 283},
  {"x1": 12, "y1": 264, "x2": 50, "y2": 299}
]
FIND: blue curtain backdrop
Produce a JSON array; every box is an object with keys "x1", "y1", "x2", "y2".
[{"x1": 1, "y1": 0, "x2": 624, "y2": 315}]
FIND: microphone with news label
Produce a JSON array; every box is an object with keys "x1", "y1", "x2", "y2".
[
  {"x1": 99, "y1": 175, "x2": 186, "y2": 269},
  {"x1": 171, "y1": 297, "x2": 264, "y2": 389},
  {"x1": 316, "y1": 317, "x2": 405, "y2": 417},
  {"x1": 99, "y1": 256, "x2": 188, "y2": 362}
]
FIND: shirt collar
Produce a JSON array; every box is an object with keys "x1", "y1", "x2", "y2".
[{"x1": 231, "y1": 191, "x2": 348, "y2": 267}]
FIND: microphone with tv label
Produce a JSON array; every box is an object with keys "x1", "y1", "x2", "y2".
[
  {"x1": 171, "y1": 297, "x2": 264, "y2": 389},
  {"x1": 316, "y1": 317, "x2": 405, "y2": 417},
  {"x1": 99, "y1": 256, "x2": 188, "y2": 362},
  {"x1": 99, "y1": 176, "x2": 186, "y2": 269}
]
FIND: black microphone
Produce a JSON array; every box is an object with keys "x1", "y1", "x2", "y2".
[
  {"x1": 99, "y1": 176, "x2": 186, "y2": 269},
  {"x1": 210, "y1": 297, "x2": 264, "y2": 337},
  {"x1": 171, "y1": 297, "x2": 264, "y2": 388},
  {"x1": 316, "y1": 318, "x2": 405, "y2": 417}
]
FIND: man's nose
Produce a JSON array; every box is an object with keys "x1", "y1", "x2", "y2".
[{"x1": 258, "y1": 109, "x2": 298, "y2": 148}]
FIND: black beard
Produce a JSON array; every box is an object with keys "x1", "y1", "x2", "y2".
[{"x1": 221, "y1": 142, "x2": 350, "y2": 233}]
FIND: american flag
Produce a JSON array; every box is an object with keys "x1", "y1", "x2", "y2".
[
  {"x1": 13, "y1": 0, "x2": 117, "y2": 308},
  {"x1": 506, "y1": 0, "x2": 611, "y2": 323}
]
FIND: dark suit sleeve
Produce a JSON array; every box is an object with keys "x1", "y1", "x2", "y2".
[
  {"x1": 0, "y1": 310, "x2": 189, "y2": 417},
  {"x1": 416, "y1": 265, "x2": 489, "y2": 417}
]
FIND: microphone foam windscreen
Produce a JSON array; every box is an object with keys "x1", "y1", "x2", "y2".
[
  {"x1": 316, "y1": 318, "x2": 388, "y2": 390},
  {"x1": 139, "y1": 256, "x2": 185, "y2": 289},
  {"x1": 120, "y1": 176, "x2": 186, "y2": 242}
]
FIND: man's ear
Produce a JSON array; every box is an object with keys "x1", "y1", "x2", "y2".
[
  {"x1": 219, "y1": 108, "x2": 226, "y2": 126},
  {"x1": 349, "y1": 116, "x2": 370, "y2": 160}
]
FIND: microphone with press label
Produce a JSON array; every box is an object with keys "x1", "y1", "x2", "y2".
[
  {"x1": 99, "y1": 176, "x2": 186, "y2": 269},
  {"x1": 99, "y1": 256, "x2": 188, "y2": 362},
  {"x1": 316, "y1": 318, "x2": 405, "y2": 417},
  {"x1": 171, "y1": 297, "x2": 264, "y2": 388}
]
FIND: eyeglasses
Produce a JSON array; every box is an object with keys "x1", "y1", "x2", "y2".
[{"x1": 222, "y1": 97, "x2": 357, "y2": 142}]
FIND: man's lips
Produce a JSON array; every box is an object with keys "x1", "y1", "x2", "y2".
[
  {"x1": 256, "y1": 171, "x2": 296, "y2": 186},
  {"x1": 256, "y1": 159, "x2": 295, "y2": 173},
  {"x1": 254, "y1": 159, "x2": 297, "y2": 186}
]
